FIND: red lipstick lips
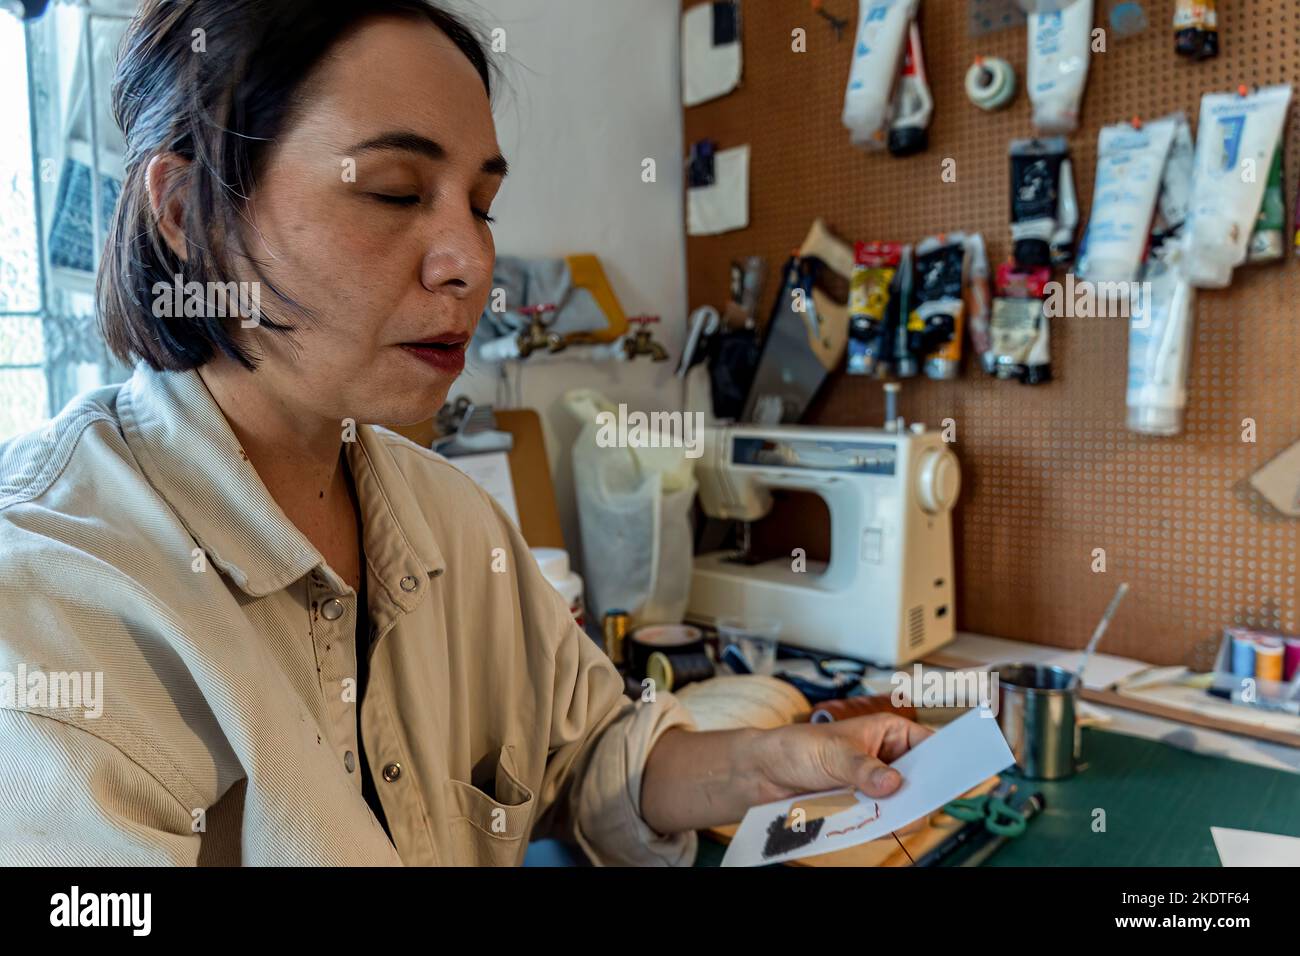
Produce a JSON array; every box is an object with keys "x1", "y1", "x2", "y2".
[{"x1": 400, "y1": 334, "x2": 468, "y2": 374}]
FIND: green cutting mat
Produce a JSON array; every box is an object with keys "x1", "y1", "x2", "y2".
[{"x1": 696, "y1": 728, "x2": 1300, "y2": 867}]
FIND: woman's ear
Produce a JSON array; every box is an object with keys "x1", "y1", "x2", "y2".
[{"x1": 144, "y1": 153, "x2": 193, "y2": 263}]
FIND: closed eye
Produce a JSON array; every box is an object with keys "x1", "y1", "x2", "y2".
[
  {"x1": 371, "y1": 193, "x2": 421, "y2": 207},
  {"x1": 473, "y1": 208, "x2": 496, "y2": 224}
]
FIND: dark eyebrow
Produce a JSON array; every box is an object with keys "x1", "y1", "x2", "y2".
[{"x1": 346, "y1": 131, "x2": 508, "y2": 178}]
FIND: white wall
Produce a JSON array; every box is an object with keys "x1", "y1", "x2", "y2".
[{"x1": 446, "y1": 0, "x2": 688, "y2": 568}]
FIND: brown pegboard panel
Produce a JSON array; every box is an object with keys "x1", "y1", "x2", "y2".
[{"x1": 683, "y1": 0, "x2": 1300, "y2": 665}]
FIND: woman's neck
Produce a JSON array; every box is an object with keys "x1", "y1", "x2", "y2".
[{"x1": 197, "y1": 361, "x2": 362, "y2": 588}]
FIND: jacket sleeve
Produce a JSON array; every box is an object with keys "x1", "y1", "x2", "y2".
[
  {"x1": 0, "y1": 709, "x2": 201, "y2": 866},
  {"x1": 530, "y1": 594, "x2": 700, "y2": 867}
]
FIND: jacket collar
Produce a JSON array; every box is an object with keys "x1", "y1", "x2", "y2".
[{"x1": 117, "y1": 365, "x2": 444, "y2": 600}]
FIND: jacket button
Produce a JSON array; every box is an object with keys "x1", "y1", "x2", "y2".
[
  {"x1": 382, "y1": 762, "x2": 402, "y2": 782},
  {"x1": 321, "y1": 598, "x2": 344, "y2": 620},
  {"x1": 399, "y1": 576, "x2": 418, "y2": 592},
  {"x1": 344, "y1": 750, "x2": 356, "y2": 773}
]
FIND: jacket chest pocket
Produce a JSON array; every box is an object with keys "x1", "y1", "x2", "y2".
[{"x1": 444, "y1": 745, "x2": 535, "y2": 866}]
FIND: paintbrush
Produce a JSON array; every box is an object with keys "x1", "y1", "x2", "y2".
[{"x1": 1070, "y1": 582, "x2": 1130, "y2": 690}]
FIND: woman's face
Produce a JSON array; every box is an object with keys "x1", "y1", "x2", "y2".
[{"x1": 228, "y1": 15, "x2": 503, "y2": 428}]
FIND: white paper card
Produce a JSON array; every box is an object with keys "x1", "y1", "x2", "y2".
[
  {"x1": 1211, "y1": 827, "x2": 1300, "y2": 867},
  {"x1": 721, "y1": 709, "x2": 1015, "y2": 866},
  {"x1": 448, "y1": 452, "x2": 520, "y2": 527},
  {"x1": 682, "y1": 2, "x2": 742, "y2": 107},
  {"x1": 687, "y1": 145, "x2": 749, "y2": 237}
]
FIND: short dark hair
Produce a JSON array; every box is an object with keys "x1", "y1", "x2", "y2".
[{"x1": 98, "y1": 0, "x2": 494, "y2": 372}]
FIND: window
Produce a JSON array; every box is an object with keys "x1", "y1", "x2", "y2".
[{"x1": 0, "y1": 2, "x2": 132, "y2": 442}]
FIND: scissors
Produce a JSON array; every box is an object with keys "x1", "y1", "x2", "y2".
[{"x1": 943, "y1": 784, "x2": 1027, "y2": 837}]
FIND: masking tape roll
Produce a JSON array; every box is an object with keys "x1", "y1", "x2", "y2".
[{"x1": 966, "y1": 57, "x2": 1017, "y2": 111}]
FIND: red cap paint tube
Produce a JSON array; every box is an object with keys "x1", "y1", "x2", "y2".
[
  {"x1": 847, "y1": 241, "x2": 904, "y2": 377},
  {"x1": 888, "y1": 19, "x2": 932, "y2": 158},
  {"x1": 989, "y1": 262, "x2": 1052, "y2": 385}
]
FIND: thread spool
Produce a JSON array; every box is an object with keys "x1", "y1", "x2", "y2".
[
  {"x1": 1256, "y1": 638, "x2": 1285, "y2": 682},
  {"x1": 1230, "y1": 633, "x2": 1257, "y2": 678},
  {"x1": 1284, "y1": 638, "x2": 1300, "y2": 682},
  {"x1": 626, "y1": 624, "x2": 705, "y2": 680},
  {"x1": 965, "y1": 56, "x2": 1016, "y2": 111},
  {"x1": 810, "y1": 695, "x2": 918, "y2": 724},
  {"x1": 646, "y1": 650, "x2": 715, "y2": 692}
]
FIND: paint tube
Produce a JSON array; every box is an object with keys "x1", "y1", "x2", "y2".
[
  {"x1": 847, "y1": 241, "x2": 903, "y2": 376},
  {"x1": 1078, "y1": 116, "x2": 1178, "y2": 283},
  {"x1": 888, "y1": 20, "x2": 933, "y2": 157},
  {"x1": 1150, "y1": 113, "x2": 1194, "y2": 251},
  {"x1": 911, "y1": 235, "x2": 966, "y2": 381},
  {"x1": 1247, "y1": 146, "x2": 1286, "y2": 264},
  {"x1": 1294, "y1": 167, "x2": 1300, "y2": 258},
  {"x1": 991, "y1": 262, "x2": 1053, "y2": 385},
  {"x1": 1051, "y1": 157, "x2": 1078, "y2": 267},
  {"x1": 964, "y1": 234, "x2": 995, "y2": 374},
  {"x1": 891, "y1": 245, "x2": 917, "y2": 377},
  {"x1": 1010, "y1": 137, "x2": 1069, "y2": 268},
  {"x1": 1173, "y1": 0, "x2": 1217, "y2": 60},
  {"x1": 1181, "y1": 84, "x2": 1293, "y2": 288},
  {"x1": 1127, "y1": 247, "x2": 1196, "y2": 436},
  {"x1": 842, "y1": 0, "x2": 919, "y2": 150},
  {"x1": 1028, "y1": 0, "x2": 1093, "y2": 134}
]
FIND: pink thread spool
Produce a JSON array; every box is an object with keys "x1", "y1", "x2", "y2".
[{"x1": 1284, "y1": 638, "x2": 1300, "y2": 682}]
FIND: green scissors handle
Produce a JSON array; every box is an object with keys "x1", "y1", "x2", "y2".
[{"x1": 943, "y1": 794, "x2": 1027, "y2": 837}]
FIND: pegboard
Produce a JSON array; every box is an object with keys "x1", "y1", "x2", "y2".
[{"x1": 683, "y1": 0, "x2": 1300, "y2": 666}]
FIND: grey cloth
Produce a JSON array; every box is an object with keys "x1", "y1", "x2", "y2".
[{"x1": 479, "y1": 256, "x2": 609, "y2": 340}]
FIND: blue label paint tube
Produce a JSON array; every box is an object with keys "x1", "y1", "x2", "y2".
[
  {"x1": 1028, "y1": 0, "x2": 1094, "y2": 133},
  {"x1": 1011, "y1": 137, "x2": 1069, "y2": 267},
  {"x1": 842, "y1": 0, "x2": 919, "y2": 150},
  {"x1": 1078, "y1": 116, "x2": 1178, "y2": 283},
  {"x1": 1180, "y1": 84, "x2": 1293, "y2": 288},
  {"x1": 1126, "y1": 247, "x2": 1196, "y2": 436}
]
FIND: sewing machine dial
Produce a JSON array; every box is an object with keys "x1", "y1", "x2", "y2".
[{"x1": 916, "y1": 447, "x2": 960, "y2": 514}]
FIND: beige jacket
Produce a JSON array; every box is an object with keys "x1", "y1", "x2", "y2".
[{"x1": 0, "y1": 366, "x2": 697, "y2": 866}]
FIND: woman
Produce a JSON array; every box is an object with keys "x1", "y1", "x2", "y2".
[{"x1": 0, "y1": 0, "x2": 929, "y2": 865}]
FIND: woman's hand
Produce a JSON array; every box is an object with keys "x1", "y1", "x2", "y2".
[
  {"x1": 640, "y1": 713, "x2": 932, "y2": 835},
  {"x1": 747, "y1": 713, "x2": 932, "y2": 804}
]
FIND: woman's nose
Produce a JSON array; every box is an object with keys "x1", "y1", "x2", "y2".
[{"x1": 419, "y1": 221, "x2": 493, "y2": 299}]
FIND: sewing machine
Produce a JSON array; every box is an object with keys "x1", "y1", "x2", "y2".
[{"x1": 687, "y1": 422, "x2": 960, "y2": 666}]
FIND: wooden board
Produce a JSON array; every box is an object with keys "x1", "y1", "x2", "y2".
[{"x1": 683, "y1": 0, "x2": 1300, "y2": 667}]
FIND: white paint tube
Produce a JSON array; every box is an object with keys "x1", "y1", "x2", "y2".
[
  {"x1": 1028, "y1": 0, "x2": 1094, "y2": 133},
  {"x1": 1151, "y1": 113, "x2": 1194, "y2": 249},
  {"x1": 842, "y1": 0, "x2": 919, "y2": 150},
  {"x1": 1051, "y1": 156, "x2": 1078, "y2": 266},
  {"x1": 1078, "y1": 116, "x2": 1178, "y2": 283},
  {"x1": 1127, "y1": 247, "x2": 1196, "y2": 436},
  {"x1": 888, "y1": 19, "x2": 933, "y2": 157},
  {"x1": 1180, "y1": 84, "x2": 1293, "y2": 288}
]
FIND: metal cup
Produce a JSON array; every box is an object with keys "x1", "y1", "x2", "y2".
[{"x1": 993, "y1": 662, "x2": 1081, "y2": 781}]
